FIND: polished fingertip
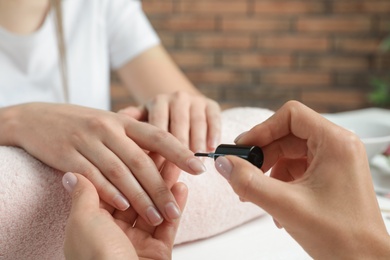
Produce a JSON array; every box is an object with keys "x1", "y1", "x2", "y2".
[
  {"x1": 147, "y1": 206, "x2": 164, "y2": 226},
  {"x1": 62, "y1": 172, "x2": 77, "y2": 194},
  {"x1": 165, "y1": 202, "x2": 181, "y2": 220},
  {"x1": 187, "y1": 157, "x2": 207, "y2": 174},
  {"x1": 215, "y1": 156, "x2": 233, "y2": 180},
  {"x1": 113, "y1": 194, "x2": 130, "y2": 211},
  {"x1": 208, "y1": 137, "x2": 220, "y2": 150},
  {"x1": 234, "y1": 131, "x2": 248, "y2": 143}
]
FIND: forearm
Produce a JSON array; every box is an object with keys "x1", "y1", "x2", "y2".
[{"x1": 116, "y1": 44, "x2": 201, "y2": 104}]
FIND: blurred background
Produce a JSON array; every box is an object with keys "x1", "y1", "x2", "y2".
[{"x1": 111, "y1": 0, "x2": 390, "y2": 113}]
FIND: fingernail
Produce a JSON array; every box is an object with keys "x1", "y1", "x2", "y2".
[
  {"x1": 234, "y1": 131, "x2": 248, "y2": 143},
  {"x1": 187, "y1": 157, "x2": 207, "y2": 174},
  {"x1": 215, "y1": 156, "x2": 233, "y2": 180},
  {"x1": 113, "y1": 194, "x2": 130, "y2": 211},
  {"x1": 209, "y1": 137, "x2": 219, "y2": 150},
  {"x1": 62, "y1": 172, "x2": 77, "y2": 194},
  {"x1": 147, "y1": 207, "x2": 163, "y2": 226},
  {"x1": 165, "y1": 202, "x2": 181, "y2": 220}
]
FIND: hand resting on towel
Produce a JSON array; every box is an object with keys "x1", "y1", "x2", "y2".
[{"x1": 0, "y1": 107, "x2": 270, "y2": 259}]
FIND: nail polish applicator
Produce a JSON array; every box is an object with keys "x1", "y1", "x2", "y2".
[{"x1": 195, "y1": 144, "x2": 264, "y2": 168}]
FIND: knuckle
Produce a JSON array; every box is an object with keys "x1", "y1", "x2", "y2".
[
  {"x1": 128, "y1": 152, "x2": 150, "y2": 170},
  {"x1": 79, "y1": 167, "x2": 95, "y2": 181},
  {"x1": 68, "y1": 129, "x2": 88, "y2": 145},
  {"x1": 340, "y1": 131, "x2": 365, "y2": 156},
  {"x1": 232, "y1": 166, "x2": 255, "y2": 200},
  {"x1": 149, "y1": 94, "x2": 166, "y2": 105},
  {"x1": 129, "y1": 190, "x2": 149, "y2": 205},
  {"x1": 79, "y1": 169, "x2": 105, "y2": 194},
  {"x1": 284, "y1": 100, "x2": 301, "y2": 109},
  {"x1": 149, "y1": 112, "x2": 164, "y2": 125},
  {"x1": 173, "y1": 90, "x2": 189, "y2": 101},
  {"x1": 150, "y1": 129, "x2": 172, "y2": 145},
  {"x1": 105, "y1": 163, "x2": 128, "y2": 181},
  {"x1": 151, "y1": 185, "x2": 171, "y2": 200},
  {"x1": 71, "y1": 188, "x2": 83, "y2": 202},
  {"x1": 85, "y1": 115, "x2": 111, "y2": 133}
]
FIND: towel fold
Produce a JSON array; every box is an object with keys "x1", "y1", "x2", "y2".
[{"x1": 0, "y1": 107, "x2": 273, "y2": 259}]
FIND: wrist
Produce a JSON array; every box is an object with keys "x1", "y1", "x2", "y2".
[
  {"x1": 0, "y1": 104, "x2": 22, "y2": 146},
  {"x1": 363, "y1": 232, "x2": 390, "y2": 259},
  {"x1": 339, "y1": 228, "x2": 390, "y2": 259}
]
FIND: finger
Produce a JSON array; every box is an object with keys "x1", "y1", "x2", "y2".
[
  {"x1": 148, "y1": 152, "x2": 167, "y2": 172},
  {"x1": 105, "y1": 136, "x2": 183, "y2": 226},
  {"x1": 160, "y1": 161, "x2": 182, "y2": 189},
  {"x1": 269, "y1": 158, "x2": 308, "y2": 182},
  {"x1": 124, "y1": 119, "x2": 207, "y2": 175},
  {"x1": 205, "y1": 100, "x2": 221, "y2": 151},
  {"x1": 260, "y1": 134, "x2": 308, "y2": 172},
  {"x1": 63, "y1": 172, "x2": 138, "y2": 260},
  {"x1": 62, "y1": 172, "x2": 100, "y2": 216},
  {"x1": 118, "y1": 106, "x2": 148, "y2": 121},
  {"x1": 235, "y1": 101, "x2": 328, "y2": 156},
  {"x1": 147, "y1": 95, "x2": 170, "y2": 131},
  {"x1": 112, "y1": 206, "x2": 139, "y2": 228},
  {"x1": 67, "y1": 149, "x2": 131, "y2": 212},
  {"x1": 189, "y1": 101, "x2": 207, "y2": 153},
  {"x1": 214, "y1": 155, "x2": 302, "y2": 221},
  {"x1": 169, "y1": 92, "x2": 191, "y2": 147},
  {"x1": 134, "y1": 182, "x2": 188, "y2": 241},
  {"x1": 154, "y1": 182, "x2": 188, "y2": 245}
]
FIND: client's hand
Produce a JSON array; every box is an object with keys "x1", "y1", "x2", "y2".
[
  {"x1": 215, "y1": 101, "x2": 390, "y2": 259},
  {"x1": 3, "y1": 102, "x2": 202, "y2": 227},
  {"x1": 119, "y1": 91, "x2": 221, "y2": 153},
  {"x1": 63, "y1": 171, "x2": 187, "y2": 260}
]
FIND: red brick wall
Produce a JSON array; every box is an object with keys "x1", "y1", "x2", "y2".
[{"x1": 111, "y1": 0, "x2": 390, "y2": 113}]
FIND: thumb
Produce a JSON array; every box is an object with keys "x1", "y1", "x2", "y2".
[
  {"x1": 62, "y1": 172, "x2": 100, "y2": 214},
  {"x1": 215, "y1": 156, "x2": 296, "y2": 219}
]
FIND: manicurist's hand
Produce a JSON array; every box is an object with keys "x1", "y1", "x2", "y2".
[
  {"x1": 63, "y1": 171, "x2": 187, "y2": 260},
  {"x1": 214, "y1": 101, "x2": 390, "y2": 259},
  {"x1": 1, "y1": 102, "x2": 204, "y2": 226}
]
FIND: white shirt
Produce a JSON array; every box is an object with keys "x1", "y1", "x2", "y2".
[{"x1": 0, "y1": 0, "x2": 160, "y2": 110}]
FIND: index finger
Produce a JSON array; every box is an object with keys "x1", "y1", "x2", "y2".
[
  {"x1": 236, "y1": 101, "x2": 332, "y2": 164},
  {"x1": 124, "y1": 119, "x2": 206, "y2": 175}
]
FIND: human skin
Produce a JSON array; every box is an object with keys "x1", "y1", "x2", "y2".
[
  {"x1": 63, "y1": 163, "x2": 187, "y2": 260},
  {"x1": 117, "y1": 45, "x2": 221, "y2": 153},
  {"x1": 0, "y1": 102, "x2": 204, "y2": 226},
  {"x1": 215, "y1": 101, "x2": 390, "y2": 259},
  {"x1": 0, "y1": 0, "x2": 220, "y2": 225}
]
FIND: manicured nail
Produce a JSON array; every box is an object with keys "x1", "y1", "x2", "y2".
[
  {"x1": 234, "y1": 131, "x2": 248, "y2": 143},
  {"x1": 165, "y1": 202, "x2": 181, "y2": 220},
  {"x1": 209, "y1": 137, "x2": 219, "y2": 150},
  {"x1": 215, "y1": 156, "x2": 233, "y2": 180},
  {"x1": 113, "y1": 194, "x2": 130, "y2": 211},
  {"x1": 187, "y1": 157, "x2": 207, "y2": 174},
  {"x1": 147, "y1": 207, "x2": 163, "y2": 226},
  {"x1": 62, "y1": 172, "x2": 77, "y2": 194}
]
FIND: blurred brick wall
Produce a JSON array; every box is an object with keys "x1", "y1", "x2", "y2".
[{"x1": 111, "y1": 0, "x2": 390, "y2": 113}]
